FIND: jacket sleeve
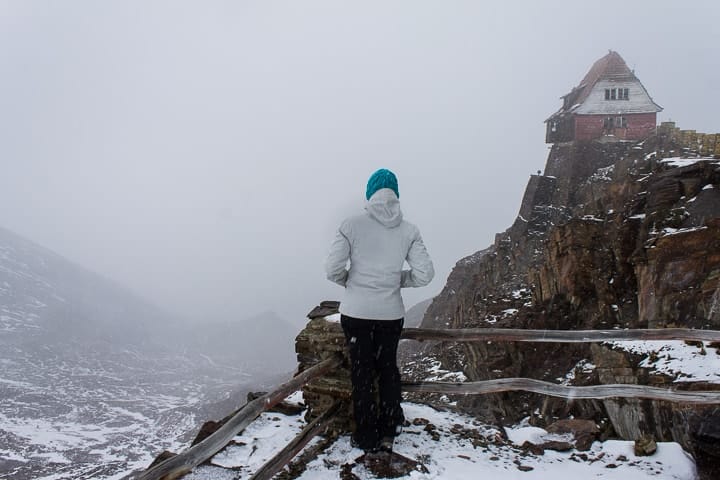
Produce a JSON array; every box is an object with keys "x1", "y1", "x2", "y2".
[
  {"x1": 325, "y1": 222, "x2": 351, "y2": 287},
  {"x1": 401, "y1": 228, "x2": 434, "y2": 288}
]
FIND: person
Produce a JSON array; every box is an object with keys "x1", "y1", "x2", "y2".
[{"x1": 325, "y1": 168, "x2": 434, "y2": 454}]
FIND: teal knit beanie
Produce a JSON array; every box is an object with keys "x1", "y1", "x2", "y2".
[{"x1": 366, "y1": 168, "x2": 399, "y2": 200}]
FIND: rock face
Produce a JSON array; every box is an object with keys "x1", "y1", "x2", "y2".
[
  {"x1": 295, "y1": 315, "x2": 353, "y2": 429},
  {"x1": 418, "y1": 135, "x2": 720, "y2": 475}
]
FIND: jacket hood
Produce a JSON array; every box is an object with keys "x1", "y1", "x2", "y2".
[{"x1": 365, "y1": 188, "x2": 403, "y2": 228}]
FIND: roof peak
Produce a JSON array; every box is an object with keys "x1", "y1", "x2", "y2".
[{"x1": 580, "y1": 50, "x2": 634, "y2": 86}]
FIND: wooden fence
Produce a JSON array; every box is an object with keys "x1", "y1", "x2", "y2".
[
  {"x1": 133, "y1": 326, "x2": 720, "y2": 480},
  {"x1": 134, "y1": 357, "x2": 342, "y2": 480}
]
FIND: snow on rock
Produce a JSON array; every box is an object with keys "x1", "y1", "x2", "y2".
[
  {"x1": 324, "y1": 313, "x2": 341, "y2": 323},
  {"x1": 660, "y1": 157, "x2": 720, "y2": 168},
  {"x1": 588, "y1": 165, "x2": 615, "y2": 182},
  {"x1": 511, "y1": 288, "x2": 530, "y2": 299},
  {"x1": 609, "y1": 340, "x2": 720, "y2": 383},
  {"x1": 659, "y1": 226, "x2": 708, "y2": 237},
  {"x1": 423, "y1": 360, "x2": 467, "y2": 382},
  {"x1": 210, "y1": 412, "x2": 310, "y2": 470},
  {"x1": 561, "y1": 359, "x2": 596, "y2": 385},
  {"x1": 185, "y1": 400, "x2": 697, "y2": 480}
]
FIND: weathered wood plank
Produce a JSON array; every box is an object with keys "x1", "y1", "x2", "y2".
[
  {"x1": 248, "y1": 402, "x2": 341, "y2": 480},
  {"x1": 402, "y1": 378, "x2": 720, "y2": 404},
  {"x1": 401, "y1": 327, "x2": 720, "y2": 343},
  {"x1": 134, "y1": 355, "x2": 343, "y2": 480}
]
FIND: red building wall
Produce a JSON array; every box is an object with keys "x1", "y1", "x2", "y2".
[
  {"x1": 574, "y1": 115, "x2": 605, "y2": 140},
  {"x1": 624, "y1": 113, "x2": 659, "y2": 140},
  {"x1": 574, "y1": 113, "x2": 657, "y2": 141}
]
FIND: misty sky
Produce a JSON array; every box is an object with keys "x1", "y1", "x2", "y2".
[{"x1": 1, "y1": 1, "x2": 718, "y2": 327}]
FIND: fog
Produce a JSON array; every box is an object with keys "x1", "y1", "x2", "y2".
[{"x1": 1, "y1": 1, "x2": 718, "y2": 327}]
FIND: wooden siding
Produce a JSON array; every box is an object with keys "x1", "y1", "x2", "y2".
[
  {"x1": 545, "y1": 115, "x2": 575, "y2": 143},
  {"x1": 574, "y1": 79, "x2": 662, "y2": 115}
]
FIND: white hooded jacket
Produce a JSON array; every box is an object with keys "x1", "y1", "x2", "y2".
[{"x1": 325, "y1": 188, "x2": 434, "y2": 320}]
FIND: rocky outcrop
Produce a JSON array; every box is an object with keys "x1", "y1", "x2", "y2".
[
  {"x1": 636, "y1": 220, "x2": 720, "y2": 329},
  {"x1": 294, "y1": 315, "x2": 353, "y2": 429},
  {"x1": 417, "y1": 135, "x2": 720, "y2": 476}
]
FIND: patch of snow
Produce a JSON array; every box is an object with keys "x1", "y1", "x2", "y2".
[
  {"x1": 210, "y1": 410, "x2": 310, "y2": 470},
  {"x1": 562, "y1": 359, "x2": 596, "y2": 385},
  {"x1": 511, "y1": 288, "x2": 529, "y2": 299},
  {"x1": 324, "y1": 313, "x2": 341, "y2": 322},
  {"x1": 424, "y1": 360, "x2": 467, "y2": 382},
  {"x1": 660, "y1": 157, "x2": 719, "y2": 168},
  {"x1": 660, "y1": 226, "x2": 708, "y2": 237},
  {"x1": 0, "y1": 448, "x2": 27, "y2": 463},
  {"x1": 589, "y1": 165, "x2": 614, "y2": 182},
  {"x1": 285, "y1": 390, "x2": 304, "y2": 405},
  {"x1": 703, "y1": 184, "x2": 714, "y2": 190},
  {"x1": 185, "y1": 402, "x2": 698, "y2": 480},
  {"x1": 609, "y1": 340, "x2": 720, "y2": 383}
]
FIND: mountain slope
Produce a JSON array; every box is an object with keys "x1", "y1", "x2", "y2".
[
  {"x1": 0, "y1": 225, "x2": 175, "y2": 344},
  {"x1": 0, "y1": 226, "x2": 286, "y2": 479},
  {"x1": 416, "y1": 135, "x2": 720, "y2": 476}
]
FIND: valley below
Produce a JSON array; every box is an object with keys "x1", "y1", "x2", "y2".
[{"x1": 0, "y1": 338, "x2": 271, "y2": 480}]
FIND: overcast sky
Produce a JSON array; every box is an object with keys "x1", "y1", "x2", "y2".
[{"x1": 1, "y1": 1, "x2": 718, "y2": 327}]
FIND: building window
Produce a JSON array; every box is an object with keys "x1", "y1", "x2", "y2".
[
  {"x1": 605, "y1": 88, "x2": 629, "y2": 100},
  {"x1": 617, "y1": 116, "x2": 627, "y2": 128},
  {"x1": 604, "y1": 117, "x2": 614, "y2": 129}
]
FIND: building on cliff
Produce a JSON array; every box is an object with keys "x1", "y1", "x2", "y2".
[{"x1": 545, "y1": 50, "x2": 663, "y2": 143}]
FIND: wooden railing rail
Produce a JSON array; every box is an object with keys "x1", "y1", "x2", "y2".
[
  {"x1": 400, "y1": 327, "x2": 720, "y2": 343},
  {"x1": 248, "y1": 401, "x2": 342, "y2": 480},
  {"x1": 131, "y1": 325, "x2": 720, "y2": 479},
  {"x1": 134, "y1": 355, "x2": 343, "y2": 480},
  {"x1": 403, "y1": 378, "x2": 720, "y2": 404}
]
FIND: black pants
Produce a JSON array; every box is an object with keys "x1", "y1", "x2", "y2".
[{"x1": 340, "y1": 314, "x2": 404, "y2": 450}]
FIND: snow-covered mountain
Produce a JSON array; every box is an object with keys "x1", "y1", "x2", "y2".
[
  {"x1": 0, "y1": 226, "x2": 174, "y2": 344},
  {"x1": 0, "y1": 226, "x2": 292, "y2": 479}
]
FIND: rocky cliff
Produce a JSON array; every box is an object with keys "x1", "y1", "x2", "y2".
[{"x1": 417, "y1": 134, "x2": 720, "y2": 476}]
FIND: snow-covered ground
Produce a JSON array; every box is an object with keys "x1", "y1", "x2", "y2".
[
  {"x1": 0, "y1": 344, "x2": 221, "y2": 480},
  {"x1": 609, "y1": 340, "x2": 720, "y2": 383},
  {"x1": 184, "y1": 393, "x2": 698, "y2": 480}
]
